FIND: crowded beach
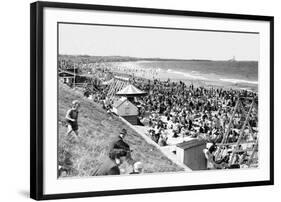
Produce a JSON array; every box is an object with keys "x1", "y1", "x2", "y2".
[{"x1": 59, "y1": 59, "x2": 259, "y2": 171}]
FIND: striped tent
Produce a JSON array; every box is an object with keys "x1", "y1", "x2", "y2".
[{"x1": 116, "y1": 84, "x2": 146, "y2": 97}]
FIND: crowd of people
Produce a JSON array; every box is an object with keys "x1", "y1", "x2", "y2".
[
  {"x1": 132, "y1": 78, "x2": 258, "y2": 168},
  {"x1": 85, "y1": 67, "x2": 259, "y2": 167},
  {"x1": 60, "y1": 65, "x2": 259, "y2": 174},
  {"x1": 85, "y1": 72, "x2": 259, "y2": 167}
]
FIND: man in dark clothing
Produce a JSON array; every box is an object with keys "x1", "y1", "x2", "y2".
[
  {"x1": 110, "y1": 129, "x2": 131, "y2": 153},
  {"x1": 92, "y1": 150, "x2": 128, "y2": 176},
  {"x1": 109, "y1": 129, "x2": 134, "y2": 165}
]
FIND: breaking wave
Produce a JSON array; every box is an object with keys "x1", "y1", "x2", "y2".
[
  {"x1": 166, "y1": 69, "x2": 208, "y2": 80},
  {"x1": 220, "y1": 78, "x2": 258, "y2": 85}
]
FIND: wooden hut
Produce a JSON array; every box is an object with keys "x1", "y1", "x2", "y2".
[
  {"x1": 58, "y1": 69, "x2": 76, "y2": 85},
  {"x1": 58, "y1": 68, "x2": 92, "y2": 87},
  {"x1": 176, "y1": 139, "x2": 207, "y2": 170},
  {"x1": 112, "y1": 97, "x2": 139, "y2": 125}
]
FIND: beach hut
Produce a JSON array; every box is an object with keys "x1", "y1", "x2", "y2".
[
  {"x1": 58, "y1": 69, "x2": 76, "y2": 85},
  {"x1": 176, "y1": 139, "x2": 207, "y2": 170},
  {"x1": 112, "y1": 97, "x2": 139, "y2": 125},
  {"x1": 58, "y1": 69, "x2": 92, "y2": 88}
]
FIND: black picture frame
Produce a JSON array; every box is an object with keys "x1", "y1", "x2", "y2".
[{"x1": 30, "y1": 1, "x2": 274, "y2": 200}]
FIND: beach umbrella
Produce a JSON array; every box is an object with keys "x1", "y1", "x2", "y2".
[{"x1": 116, "y1": 84, "x2": 146, "y2": 97}]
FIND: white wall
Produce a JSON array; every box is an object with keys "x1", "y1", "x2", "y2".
[{"x1": 0, "y1": 0, "x2": 280, "y2": 201}]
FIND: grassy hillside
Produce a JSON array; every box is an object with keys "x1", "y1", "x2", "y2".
[{"x1": 58, "y1": 83, "x2": 183, "y2": 177}]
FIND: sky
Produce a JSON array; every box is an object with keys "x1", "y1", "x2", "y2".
[{"x1": 59, "y1": 23, "x2": 259, "y2": 61}]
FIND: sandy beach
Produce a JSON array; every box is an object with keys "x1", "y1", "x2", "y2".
[{"x1": 104, "y1": 60, "x2": 258, "y2": 92}]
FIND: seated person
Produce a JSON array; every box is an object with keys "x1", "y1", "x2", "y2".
[
  {"x1": 203, "y1": 143, "x2": 228, "y2": 169},
  {"x1": 110, "y1": 129, "x2": 130, "y2": 153},
  {"x1": 158, "y1": 133, "x2": 168, "y2": 146},
  {"x1": 92, "y1": 149, "x2": 129, "y2": 176}
]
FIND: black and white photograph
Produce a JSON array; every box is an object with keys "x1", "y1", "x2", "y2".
[
  {"x1": 0, "y1": 0, "x2": 279, "y2": 201},
  {"x1": 57, "y1": 23, "x2": 260, "y2": 178},
  {"x1": 29, "y1": 1, "x2": 274, "y2": 199}
]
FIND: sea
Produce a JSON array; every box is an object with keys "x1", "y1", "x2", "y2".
[{"x1": 108, "y1": 60, "x2": 258, "y2": 91}]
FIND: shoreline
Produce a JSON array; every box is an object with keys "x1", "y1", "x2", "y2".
[
  {"x1": 109, "y1": 68, "x2": 258, "y2": 92},
  {"x1": 100, "y1": 60, "x2": 258, "y2": 92}
]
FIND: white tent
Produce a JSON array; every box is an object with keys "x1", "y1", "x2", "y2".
[{"x1": 116, "y1": 84, "x2": 146, "y2": 97}]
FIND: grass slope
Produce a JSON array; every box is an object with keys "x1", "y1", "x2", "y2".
[{"x1": 58, "y1": 83, "x2": 183, "y2": 177}]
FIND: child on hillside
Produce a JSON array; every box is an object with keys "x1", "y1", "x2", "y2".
[{"x1": 65, "y1": 100, "x2": 80, "y2": 137}]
